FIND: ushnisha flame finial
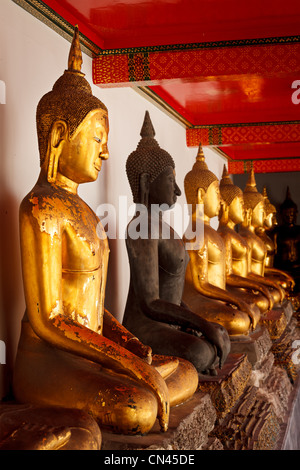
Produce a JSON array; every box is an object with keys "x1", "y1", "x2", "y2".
[
  {"x1": 220, "y1": 164, "x2": 232, "y2": 185},
  {"x1": 245, "y1": 168, "x2": 256, "y2": 189},
  {"x1": 196, "y1": 142, "x2": 205, "y2": 162},
  {"x1": 67, "y1": 25, "x2": 83, "y2": 74},
  {"x1": 140, "y1": 110, "x2": 156, "y2": 139},
  {"x1": 243, "y1": 168, "x2": 264, "y2": 209}
]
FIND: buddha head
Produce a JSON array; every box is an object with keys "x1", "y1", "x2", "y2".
[
  {"x1": 36, "y1": 26, "x2": 109, "y2": 185},
  {"x1": 126, "y1": 111, "x2": 180, "y2": 209},
  {"x1": 184, "y1": 144, "x2": 220, "y2": 219},
  {"x1": 243, "y1": 169, "x2": 265, "y2": 228},
  {"x1": 280, "y1": 187, "x2": 298, "y2": 226},
  {"x1": 262, "y1": 186, "x2": 277, "y2": 230},
  {"x1": 219, "y1": 165, "x2": 244, "y2": 225}
]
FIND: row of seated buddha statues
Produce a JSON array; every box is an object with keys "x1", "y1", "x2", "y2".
[
  {"x1": 10, "y1": 27, "x2": 232, "y2": 448},
  {"x1": 8, "y1": 26, "x2": 295, "y2": 449},
  {"x1": 268, "y1": 187, "x2": 300, "y2": 296},
  {"x1": 255, "y1": 187, "x2": 295, "y2": 294}
]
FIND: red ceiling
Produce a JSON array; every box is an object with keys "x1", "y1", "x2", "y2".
[
  {"x1": 39, "y1": 0, "x2": 300, "y2": 49},
  {"x1": 31, "y1": 0, "x2": 300, "y2": 172}
]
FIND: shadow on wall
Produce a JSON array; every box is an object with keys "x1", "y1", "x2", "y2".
[
  {"x1": 233, "y1": 172, "x2": 300, "y2": 225},
  {"x1": 0, "y1": 104, "x2": 23, "y2": 400}
]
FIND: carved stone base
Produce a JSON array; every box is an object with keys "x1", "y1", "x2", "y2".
[
  {"x1": 260, "y1": 308, "x2": 288, "y2": 341},
  {"x1": 271, "y1": 317, "x2": 300, "y2": 383},
  {"x1": 287, "y1": 292, "x2": 300, "y2": 314},
  {"x1": 197, "y1": 353, "x2": 252, "y2": 420},
  {"x1": 101, "y1": 391, "x2": 216, "y2": 450},
  {"x1": 279, "y1": 375, "x2": 300, "y2": 449},
  {"x1": 229, "y1": 326, "x2": 272, "y2": 367},
  {"x1": 211, "y1": 385, "x2": 281, "y2": 450},
  {"x1": 275, "y1": 299, "x2": 294, "y2": 324}
]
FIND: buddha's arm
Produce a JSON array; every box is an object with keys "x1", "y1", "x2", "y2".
[
  {"x1": 264, "y1": 267, "x2": 295, "y2": 287},
  {"x1": 127, "y1": 237, "x2": 230, "y2": 368},
  {"x1": 226, "y1": 273, "x2": 273, "y2": 308},
  {"x1": 248, "y1": 271, "x2": 285, "y2": 301},
  {"x1": 20, "y1": 210, "x2": 169, "y2": 431},
  {"x1": 103, "y1": 309, "x2": 152, "y2": 363},
  {"x1": 188, "y1": 248, "x2": 250, "y2": 309}
]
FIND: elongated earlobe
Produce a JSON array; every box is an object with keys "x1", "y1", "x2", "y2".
[
  {"x1": 47, "y1": 121, "x2": 68, "y2": 183},
  {"x1": 219, "y1": 200, "x2": 229, "y2": 224},
  {"x1": 197, "y1": 187, "x2": 205, "y2": 205},
  {"x1": 47, "y1": 147, "x2": 60, "y2": 183},
  {"x1": 245, "y1": 208, "x2": 252, "y2": 226}
]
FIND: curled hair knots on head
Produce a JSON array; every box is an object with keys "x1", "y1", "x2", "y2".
[
  {"x1": 219, "y1": 165, "x2": 243, "y2": 206},
  {"x1": 126, "y1": 111, "x2": 175, "y2": 203},
  {"x1": 36, "y1": 25, "x2": 107, "y2": 167},
  {"x1": 184, "y1": 143, "x2": 218, "y2": 205},
  {"x1": 243, "y1": 168, "x2": 264, "y2": 210}
]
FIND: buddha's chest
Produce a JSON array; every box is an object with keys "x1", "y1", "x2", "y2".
[
  {"x1": 231, "y1": 233, "x2": 248, "y2": 260},
  {"x1": 206, "y1": 227, "x2": 224, "y2": 264},
  {"x1": 158, "y1": 235, "x2": 188, "y2": 276},
  {"x1": 61, "y1": 205, "x2": 109, "y2": 272}
]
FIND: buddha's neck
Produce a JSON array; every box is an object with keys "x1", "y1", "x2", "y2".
[
  {"x1": 38, "y1": 167, "x2": 79, "y2": 194},
  {"x1": 55, "y1": 173, "x2": 79, "y2": 194}
]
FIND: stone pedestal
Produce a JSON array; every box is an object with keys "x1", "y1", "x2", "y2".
[
  {"x1": 198, "y1": 353, "x2": 252, "y2": 420},
  {"x1": 271, "y1": 317, "x2": 300, "y2": 383},
  {"x1": 276, "y1": 299, "x2": 294, "y2": 324},
  {"x1": 279, "y1": 375, "x2": 300, "y2": 449},
  {"x1": 211, "y1": 385, "x2": 281, "y2": 450},
  {"x1": 101, "y1": 391, "x2": 217, "y2": 450},
  {"x1": 260, "y1": 309, "x2": 288, "y2": 341},
  {"x1": 230, "y1": 326, "x2": 272, "y2": 366}
]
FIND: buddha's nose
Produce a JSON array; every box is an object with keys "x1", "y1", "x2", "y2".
[
  {"x1": 175, "y1": 182, "x2": 181, "y2": 196},
  {"x1": 100, "y1": 143, "x2": 109, "y2": 160}
]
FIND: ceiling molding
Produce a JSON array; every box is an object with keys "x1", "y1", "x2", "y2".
[
  {"x1": 93, "y1": 40, "x2": 300, "y2": 87},
  {"x1": 228, "y1": 158, "x2": 300, "y2": 174},
  {"x1": 12, "y1": 0, "x2": 103, "y2": 56},
  {"x1": 186, "y1": 121, "x2": 300, "y2": 146}
]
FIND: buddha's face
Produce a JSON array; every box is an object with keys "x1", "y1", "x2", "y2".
[
  {"x1": 282, "y1": 208, "x2": 297, "y2": 226},
  {"x1": 251, "y1": 201, "x2": 265, "y2": 227},
  {"x1": 229, "y1": 195, "x2": 245, "y2": 224},
  {"x1": 203, "y1": 180, "x2": 221, "y2": 218},
  {"x1": 58, "y1": 110, "x2": 109, "y2": 184},
  {"x1": 149, "y1": 166, "x2": 181, "y2": 209}
]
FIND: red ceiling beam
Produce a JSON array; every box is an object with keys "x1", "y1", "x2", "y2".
[
  {"x1": 186, "y1": 122, "x2": 300, "y2": 146},
  {"x1": 93, "y1": 39, "x2": 300, "y2": 87},
  {"x1": 228, "y1": 158, "x2": 300, "y2": 174}
]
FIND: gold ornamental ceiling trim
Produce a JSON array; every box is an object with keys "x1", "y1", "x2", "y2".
[{"x1": 12, "y1": 0, "x2": 102, "y2": 57}]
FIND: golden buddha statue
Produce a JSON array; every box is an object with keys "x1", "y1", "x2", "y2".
[
  {"x1": 123, "y1": 113, "x2": 230, "y2": 376},
  {"x1": 273, "y1": 187, "x2": 300, "y2": 293},
  {"x1": 217, "y1": 166, "x2": 273, "y2": 314},
  {"x1": 255, "y1": 187, "x2": 295, "y2": 291},
  {"x1": 182, "y1": 145, "x2": 260, "y2": 337},
  {"x1": 239, "y1": 170, "x2": 285, "y2": 305},
  {"x1": 12, "y1": 27, "x2": 197, "y2": 437}
]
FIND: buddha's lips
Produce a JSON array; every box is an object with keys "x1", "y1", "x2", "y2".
[{"x1": 94, "y1": 162, "x2": 102, "y2": 171}]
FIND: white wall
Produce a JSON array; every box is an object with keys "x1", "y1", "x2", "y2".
[{"x1": 0, "y1": 0, "x2": 226, "y2": 398}]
